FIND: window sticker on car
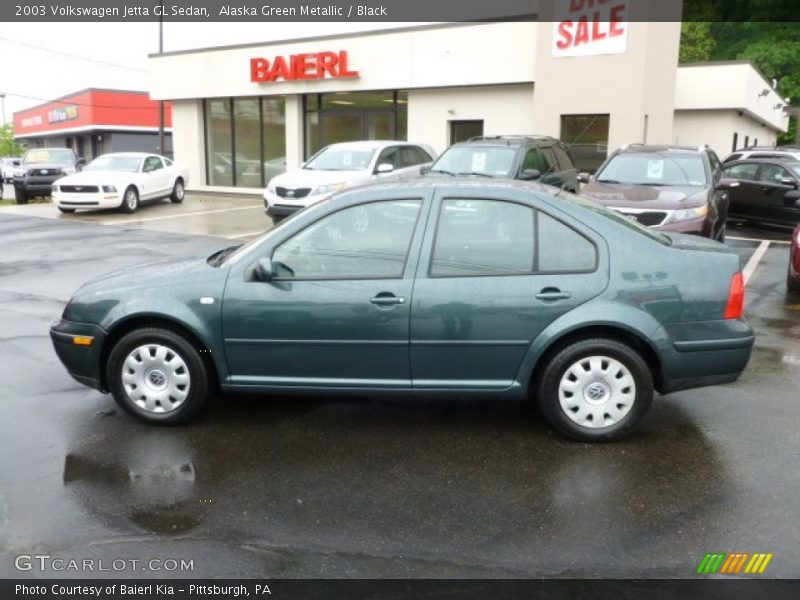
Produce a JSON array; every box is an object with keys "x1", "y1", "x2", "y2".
[
  {"x1": 647, "y1": 160, "x2": 664, "y2": 179},
  {"x1": 471, "y1": 152, "x2": 487, "y2": 172}
]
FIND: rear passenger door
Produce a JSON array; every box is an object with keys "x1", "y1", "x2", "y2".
[
  {"x1": 755, "y1": 163, "x2": 798, "y2": 222},
  {"x1": 409, "y1": 191, "x2": 607, "y2": 389}
]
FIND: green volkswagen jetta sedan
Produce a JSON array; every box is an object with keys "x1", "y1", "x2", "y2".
[{"x1": 50, "y1": 179, "x2": 754, "y2": 442}]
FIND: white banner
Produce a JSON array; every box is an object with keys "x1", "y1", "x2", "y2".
[{"x1": 552, "y1": 0, "x2": 629, "y2": 58}]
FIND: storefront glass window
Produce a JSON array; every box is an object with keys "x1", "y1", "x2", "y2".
[
  {"x1": 233, "y1": 98, "x2": 261, "y2": 187},
  {"x1": 560, "y1": 114, "x2": 610, "y2": 173},
  {"x1": 262, "y1": 98, "x2": 287, "y2": 185},
  {"x1": 205, "y1": 96, "x2": 286, "y2": 187},
  {"x1": 305, "y1": 91, "x2": 408, "y2": 158},
  {"x1": 206, "y1": 99, "x2": 233, "y2": 186}
]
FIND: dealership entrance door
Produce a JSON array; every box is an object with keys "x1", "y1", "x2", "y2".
[{"x1": 305, "y1": 91, "x2": 408, "y2": 157}]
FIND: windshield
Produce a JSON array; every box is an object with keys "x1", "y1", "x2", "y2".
[
  {"x1": 560, "y1": 190, "x2": 671, "y2": 246},
  {"x1": 23, "y1": 148, "x2": 75, "y2": 166},
  {"x1": 596, "y1": 152, "x2": 708, "y2": 187},
  {"x1": 304, "y1": 147, "x2": 375, "y2": 171},
  {"x1": 430, "y1": 146, "x2": 518, "y2": 177},
  {"x1": 785, "y1": 163, "x2": 800, "y2": 178},
  {"x1": 84, "y1": 155, "x2": 142, "y2": 172}
]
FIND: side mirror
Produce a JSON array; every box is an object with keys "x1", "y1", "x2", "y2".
[
  {"x1": 253, "y1": 258, "x2": 274, "y2": 282},
  {"x1": 519, "y1": 169, "x2": 541, "y2": 181},
  {"x1": 419, "y1": 165, "x2": 431, "y2": 175},
  {"x1": 783, "y1": 190, "x2": 800, "y2": 208},
  {"x1": 76, "y1": 158, "x2": 86, "y2": 167},
  {"x1": 715, "y1": 178, "x2": 741, "y2": 191},
  {"x1": 376, "y1": 163, "x2": 394, "y2": 174},
  {"x1": 577, "y1": 172, "x2": 591, "y2": 184},
  {"x1": 779, "y1": 177, "x2": 798, "y2": 188}
]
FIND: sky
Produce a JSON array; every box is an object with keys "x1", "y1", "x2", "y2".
[{"x1": 0, "y1": 22, "x2": 426, "y2": 123}]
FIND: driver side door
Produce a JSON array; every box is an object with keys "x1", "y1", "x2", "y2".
[{"x1": 221, "y1": 195, "x2": 430, "y2": 388}]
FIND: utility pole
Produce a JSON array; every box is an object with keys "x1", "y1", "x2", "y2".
[
  {"x1": 158, "y1": 0, "x2": 165, "y2": 156},
  {"x1": 0, "y1": 94, "x2": 6, "y2": 157}
]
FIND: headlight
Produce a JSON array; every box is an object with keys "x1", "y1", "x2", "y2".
[
  {"x1": 312, "y1": 182, "x2": 347, "y2": 195},
  {"x1": 668, "y1": 204, "x2": 708, "y2": 223},
  {"x1": 52, "y1": 185, "x2": 59, "y2": 193},
  {"x1": 14, "y1": 168, "x2": 25, "y2": 177},
  {"x1": 266, "y1": 182, "x2": 277, "y2": 194},
  {"x1": 61, "y1": 167, "x2": 76, "y2": 175},
  {"x1": 102, "y1": 185, "x2": 117, "y2": 193}
]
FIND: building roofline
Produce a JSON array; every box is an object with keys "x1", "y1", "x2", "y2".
[
  {"x1": 13, "y1": 88, "x2": 153, "y2": 117},
  {"x1": 678, "y1": 59, "x2": 776, "y2": 93},
  {"x1": 148, "y1": 21, "x2": 515, "y2": 59}
]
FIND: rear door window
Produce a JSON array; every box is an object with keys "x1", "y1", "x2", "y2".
[{"x1": 758, "y1": 163, "x2": 792, "y2": 185}]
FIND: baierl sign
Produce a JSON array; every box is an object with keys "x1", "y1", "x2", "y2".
[{"x1": 552, "y1": 0, "x2": 629, "y2": 58}]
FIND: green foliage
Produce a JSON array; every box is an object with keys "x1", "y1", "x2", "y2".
[
  {"x1": 679, "y1": 23, "x2": 715, "y2": 63},
  {"x1": 0, "y1": 124, "x2": 24, "y2": 157}
]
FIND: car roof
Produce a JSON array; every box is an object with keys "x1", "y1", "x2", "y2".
[
  {"x1": 323, "y1": 140, "x2": 420, "y2": 151},
  {"x1": 455, "y1": 135, "x2": 559, "y2": 147},
  {"x1": 94, "y1": 152, "x2": 155, "y2": 159},
  {"x1": 726, "y1": 158, "x2": 800, "y2": 165},
  {"x1": 616, "y1": 144, "x2": 704, "y2": 154},
  {"x1": 341, "y1": 175, "x2": 562, "y2": 198}
]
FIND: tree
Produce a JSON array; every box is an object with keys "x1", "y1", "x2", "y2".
[
  {"x1": 679, "y1": 23, "x2": 715, "y2": 63},
  {"x1": 0, "y1": 124, "x2": 24, "y2": 157}
]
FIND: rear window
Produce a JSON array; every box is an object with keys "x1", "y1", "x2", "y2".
[{"x1": 431, "y1": 146, "x2": 517, "y2": 177}]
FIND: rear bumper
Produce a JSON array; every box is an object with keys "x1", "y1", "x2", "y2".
[
  {"x1": 656, "y1": 320, "x2": 755, "y2": 394},
  {"x1": 50, "y1": 319, "x2": 108, "y2": 392}
]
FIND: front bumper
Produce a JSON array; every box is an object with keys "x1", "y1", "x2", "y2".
[
  {"x1": 263, "y1": 190, "x2": 327, "y2": 217},
  {"x1": 15, "y1": 179, "x2": 59, "y2": 195},
  {"x1": 50, "y1": 319, "x2": 109, "y2": 392},
  {"x1": 53, "y1": 191, "x2": 123, "y2": 209}
]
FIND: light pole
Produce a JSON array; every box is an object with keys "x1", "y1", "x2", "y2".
[
  {"x1": 0, "y1": 93, "x2": 6, "y2": 157},
  {"x1": 158, "y1": 1, "x2": 165, "y2": 156}
]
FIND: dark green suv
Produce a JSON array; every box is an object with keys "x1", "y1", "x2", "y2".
[{"x1": 426, "y1": 135, "x2": 580, "y2": 192}]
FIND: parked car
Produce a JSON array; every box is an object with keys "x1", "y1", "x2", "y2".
[
  {"x1": 721, "y1": 159, "x2": 800, "y2": 227},
  {"x1": 579, "y1": 144, "x2": 737, "y2": 241},
  {"x1": 52, "y1": 153, "x2": 189, "y2": 214},
  {"x1": 426, "y1": 135, "x2": 579, "y2": 192},
  {"x1": 13, "y1": 148, "x2": 85, "y2": 204},
  {"x1": 50, "y1": 179, "x2": 753, "y2": 442},
  {"x1": 788, "y1": 223, "x2": 800, "y2": 294},
  {"x1": 1, "y1": 157, "x2": 21, "y2": 183},
  {"x1": 263, "y1": 141, "x2": 435, "y2": 220},
  {"x1": 723, "y1": 146, "x2": 800, "y2": 164}
]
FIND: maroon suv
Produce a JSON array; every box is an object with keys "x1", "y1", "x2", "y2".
[{"x1": 579, "y1": 145, "x2": 739, "y2": 242}]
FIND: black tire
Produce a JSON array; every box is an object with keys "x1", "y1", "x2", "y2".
[
  {"x1": 788, "y1": 269, "x2": 800, "y2": 295},
  {"x1": 170, "y1": 178, "x2": 185, "y2": 203},
  {"x1": 536, "y1": 337, "x2": 654, "y2": 442},
  {"x1": 106, "y1": 327, "x2": 211, "y2": 425},
  {"x1": 716, "y1": 222, "x2": 726, "y2": 244},
  {"x1": 15, "y1": 188, "x2": 28, "y2": 205},
  {"x1": 272, "y1": 215, "x2": 285, "y2": 225},
  {"x1": 120, "y1": 186, "x2": 139, "y2": 213},
  {"x1": 58, "y1": 207, "x2": 76, "y2": 214}
]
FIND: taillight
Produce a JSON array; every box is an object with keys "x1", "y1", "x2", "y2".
[{"x1": 724, "y1": 272, "x2": 745, "y2": 319}]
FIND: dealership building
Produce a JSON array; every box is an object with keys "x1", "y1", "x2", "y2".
[
  {"x1": 13, "y1": 89, "x2": 173, "y2": 160},
  {"x1": 147, "y1": 17, "x2": 789, "y2": 194}
]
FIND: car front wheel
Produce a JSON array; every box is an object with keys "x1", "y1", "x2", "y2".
[
  {"x1": 121, "y1": 187, "x2": 139, "y2": 213},
  {"x1": 536, "y1": 338, "x2": 653, "y2": 442},
  {"x1": 107, "y1": 327, "x2": 211, "y2": 425}
]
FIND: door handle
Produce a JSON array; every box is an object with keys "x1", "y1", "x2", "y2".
[
  {"x1": 370, "y1": 294, "x2": 406, "y2": 306},
  {"x1": 535, "y1": 288, "x2": 572, "y2": 302}
]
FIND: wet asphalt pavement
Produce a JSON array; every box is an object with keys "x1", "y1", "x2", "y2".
[{"x1": 1, "y1": 207, "x2": 799, "y2": 579}]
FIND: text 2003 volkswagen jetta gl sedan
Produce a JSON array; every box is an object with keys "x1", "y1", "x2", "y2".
[{"x1": 50, "y1": 179, "x2": 754, "y2": 442}]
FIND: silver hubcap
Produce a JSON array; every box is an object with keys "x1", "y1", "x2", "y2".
[
  {"x1": 126, "y1": 190, "x2": 137, "y2": 209},
  {"x1": 175, "y1": 181, "x2": 184, "y2": 199},
  {"x1": 558, "y1": 355, "x2": 636, "y2": 429},
  {"x1": 122, "y1": 344, "x2": 190, "y2": 413}
]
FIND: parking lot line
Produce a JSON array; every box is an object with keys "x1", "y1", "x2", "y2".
[
  {"x1": 742, "y1": 240, "x2": 771, "y2": 285},
  {"x1": 99, "y1": 205, "x2": 263, "y2": 226},
  {"x1": 728, "y1": 235, "x2": 790, "y2": 245}
]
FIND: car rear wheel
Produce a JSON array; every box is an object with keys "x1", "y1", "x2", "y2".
[
  {"x1": 58, "y1": 207, "x2": 76, "y2": 214},
  {"x1": 536, "y1": 338, "x2": 653, "y2": 442},
  {"x1": 121, "y1": 187, "x2": 139, "y2": 213},
  {"x1": 15, "y1": 188, "x2": 28, "y2": 204},
  {"x1": 170, "y1": 178, "x2": 185, "y2": 203},
  {"x1": 107, "y1": 327, "x2": 210, "y2": 425}
]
